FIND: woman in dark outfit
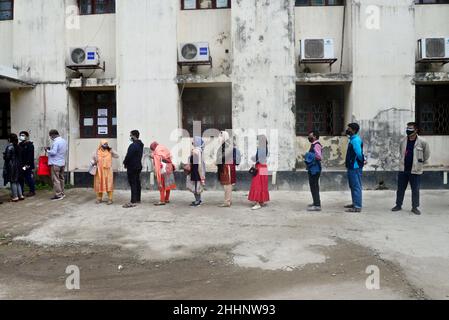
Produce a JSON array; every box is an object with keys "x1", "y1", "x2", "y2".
[{"x1": 3, "y1": 133, "x2": 24, "y2": 202}]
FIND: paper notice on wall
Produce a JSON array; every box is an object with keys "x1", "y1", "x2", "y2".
[
  {"x1": 112, "y1": 117, "x2": 117, "y2": 126},
  {"x1": 98, "y1": 109, "x2": 108, "y2": 117},
  {"x1": 183, "y1": 0, "x2": 196, "y2": 9},
  {"x1": 83, "y1": 118, "x2": 94, "y2": 126},
  {"x1": 216, "y1": 0, "x2": 228, "y2": 8},
  {"x1": 98, "y1": 117, "x2": 108, "y2": 126},
  {"x1": 98, "y1": 127, "x2": 108, "y2": 135}
]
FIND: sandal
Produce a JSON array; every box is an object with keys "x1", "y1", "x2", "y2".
[
  {"x1": 154, "y1": 202, "x2": 166, "y2": 206},
  {"x1": 107, "y1": 200, "x2": 113, "y2": 205},
  {"x1": 122, "y1": 202, "x2": 137, "y2": 208}
]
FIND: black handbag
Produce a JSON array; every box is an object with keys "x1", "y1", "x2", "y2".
[{"x1": 249, "y1": 166, "x2": 258, "y2": 177}]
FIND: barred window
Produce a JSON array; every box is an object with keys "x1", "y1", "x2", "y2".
[
  {"x1": 295, "y1": 0, "x2": 344, "y2": 6},
  {"x1": 181, "y1": 0, "x2": 231, "y2": 10},
  {"x1": 79, "y1": 91, "x2": 117, "y2": 138},
  {"x1": 78, "y1": 0, "x2": 115, "y2": 15},
  {"x1": 415, "y1": 0, "x2": 449, "y2": 4},
  {"x1": 0, "y1": 0, "x2": 13, "y2": 21},
  {"x1": 416, "y1": 85, "x2": 449, "y2": 135},
  {"x1": 296, "y1": 85, "x2": 344, "y2": 136}
]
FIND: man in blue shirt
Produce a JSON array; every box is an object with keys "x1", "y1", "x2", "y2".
[
  {"x1": 46, "y1": 129, "x2": 68, "y2": 201},
  {"x1": 344, "y1": 123, "x2": 365, "y2": 213}
]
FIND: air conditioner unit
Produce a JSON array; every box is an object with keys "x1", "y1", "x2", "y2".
[
  {"x1": 300, "y1": 38, "x2": 335, "y2": 60},
  {"x1": 418, "y1": 38, "x2": 449, "y2": 60},
  {"x1": 178, "y1": 42, "x2": 210, "y2": 63},
  {"x1": 67, "y1": 47, "x2": 100, "y2": 67}
]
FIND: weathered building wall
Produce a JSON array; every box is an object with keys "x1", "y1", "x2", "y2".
[
  {"x1": 0, "y1": 20, "x2": 12, "y2": 66},
  {"x1": 178, "y1": 8, "x2": 232, "y2": 76},
  {"x1": 10, "y1": 0, "x2": 68, "y2": 164},
  {"x1": 351, "y1": 0, "x2": 416, "y2": 171},
  {"x1": 231, "y1": 0, "x2": 296, "y2": 171},
  {"x1": 116, "y1": 0, "x2": 179, "y2": 164}
]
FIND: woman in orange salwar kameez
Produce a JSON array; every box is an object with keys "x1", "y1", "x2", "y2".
[
  {"x1": 150, "y1": 141, "x2": 176, "y2": 206},
  {"x1": 92, "y1": 139, "x2": 119, "y2": 205}
]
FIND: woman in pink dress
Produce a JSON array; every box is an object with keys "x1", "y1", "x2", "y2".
[{"x1": 248, "y1": 134, "x2": 270, "y2": 210}]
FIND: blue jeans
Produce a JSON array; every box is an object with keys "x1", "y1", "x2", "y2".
[
  {"x1": 396, "y1": 172, "x2": 420, "y2": 209},
  {"x1": 347, "y1": 168, "x2": 363, "y2": 209},
  {"x1": 19, "y1": 168, "x2": 36, "y2": 194}
]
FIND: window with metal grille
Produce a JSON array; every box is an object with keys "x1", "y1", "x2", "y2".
[
  {"x1": 181, "y1": 0, "x2": 231, "y2": 10},
  {"x1": 79, "y1": 91, "x2": 117, "y2": 138},
  {"x1": 0, "y1": 0, "x2": 13, "y2": 20},
  {"x1": 0, "y1": 93, "x2": 11, "y2": 139},
  {"x1": 416, "y1": 85, "x2": 449, "y2": 135},
  {"x1": 296, "y1": 85, "x2": 344, "y2": 136},
  {"x1": 78, "y1": 0, "x2": 115, "y2": 15},
  {"x1": 295, "y1": 0, "x2": 344, "y2": 6},
  {"x1": 182, "y1": 87, "x2": 232, "y2": 136},
  {"x1": 415, "y1": 0, "x2": 449, "y2": 4}
]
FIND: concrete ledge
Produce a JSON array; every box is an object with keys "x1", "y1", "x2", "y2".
[
  {"x1": 71, "y1": 170, "x2": 449, "y2": 191},
  {"x1": 414, "y1": 72, "x2": 449, "y2": 84},
  {"x1": 296, "y1": 73, "x2": 352, "y2": 84}
]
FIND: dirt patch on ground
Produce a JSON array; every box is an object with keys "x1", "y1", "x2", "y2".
[{"x1": 0, "y1": 236, "x2": 426, "y2": 300}]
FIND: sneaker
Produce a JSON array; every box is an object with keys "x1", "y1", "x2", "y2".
[
  {"x1": 412, "y1": 207, "x2": 421, "y2": 215},
  {"x1": 307, "y1": 204, "x2": 315, "y2": 208},
  {"x1": 50, "y1": 195, "x2": 64, "y2": 201},
  {"x1": 190, "y1": 201, "x2": 202, "y2": 207},
  {"x1": 307, "y1": 206, "x2": 322, "y2": 212},
  {"x1": 122, "y1": 202, "x2": 137, "y2": 208},
  {"x1": 344, "y1": 204, "x2": 354, "y2": 209},
  {"x1": 25, "y1": 192, "x2": 36, "y2": 197},
  {"x1": 346, "y1": 207, "x2": 362, "y2": 213},
  {"x1": 391, "y1": 206, "x2": 402, "y2": 212},
  {"x1": 251, "y1": 203, "x2": 262, "y2": 210}
]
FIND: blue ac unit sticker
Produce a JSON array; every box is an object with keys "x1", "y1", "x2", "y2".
[
  {"x1": 87, "y1": 52, "x2": 96, "y2": 60},
  {"x1": 199, "y1": 47, "x2": 208, "y2": 55}
]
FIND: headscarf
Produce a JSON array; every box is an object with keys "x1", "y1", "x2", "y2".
[
  {"x1": 256, "y1": 134, "x2": 268, "y2": 164},
  {"x1": 216, "y1": 131, "x2": 234, "y2": 166},
  {"x1": 152, "y1": 143, "x2": 173, "y2": 186},
  {"x1": 97, "y1": 139, "x2": 112, "y2": 169},
  {"x1": 192, "y1": 136, "x2": 206, "y2": 180},
  {"x1": 150, "y1": 141, "x2": 159, "y2": 151}
]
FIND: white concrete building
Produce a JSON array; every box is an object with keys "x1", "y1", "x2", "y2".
[{"x1": 1, "y1": 0, "x2": 448, "y2": 190}]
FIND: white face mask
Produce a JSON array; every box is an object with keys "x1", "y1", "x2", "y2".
[{"x1": 19, "y1": 135, "x2": 26, "y2": 141}]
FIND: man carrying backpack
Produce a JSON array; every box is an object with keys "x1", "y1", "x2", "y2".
[
  {"x1": 344, "y1": 123, "x2": 365, "y2": 213},
  {"x1": 305, "y1": 130, "x2": 322, "y2": 212}
]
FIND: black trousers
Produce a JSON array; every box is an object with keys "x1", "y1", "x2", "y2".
[
  {"x1": 308, "y1": 172, "x2": 321, "y2": 207},
  {"x1": 19, "y1": 168, "x2": 36, "y2": 194},
  {"x1": 127, "y1": 169, "x2": 142, "y2": 204},
  {"x1": 396, "y1": 171, "x2": 420, "y2": 209}
]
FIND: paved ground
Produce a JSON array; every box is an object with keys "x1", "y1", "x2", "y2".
[{"x1": 0, "y1": 188, "x2": 448, "y2": 300}]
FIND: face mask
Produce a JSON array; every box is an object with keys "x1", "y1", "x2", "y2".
[
  {"x1": 345, "y1": 129, "x2": 352, "y2": 136},
  {"x1": 406, "y1": 129, "x2": 415, "y2": 136},
  {"x1": 102, "y1": 144, "x2": 109, "y2": 149},
  {"x1": 129, "y1": 137, "x2": 134, "y2": 143},
  {"x1": 308, "y1": 137, "x2": 314, "y2": 143},
  {"x1": 19, "y1": 135, "x2": 26, "y2": 142}
]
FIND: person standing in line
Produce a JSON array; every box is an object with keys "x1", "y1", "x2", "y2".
[
  {"x1": 186, "y1": 136, "x2": 206, "y2": 207},
  {"x1": 92, "y1": 139, "x2": 119, "y2": 205},
  {"x1": 248, "y1": 134, "x2": 270, "y2": 210},
  {"x1": 18, "y1": 131, "x2": 36, "y2": 197},
  {"x1": 3, "y1": 133, "x2": 24, "y2": 202},
  {"x1": 46, "y1": 129, "x2": 68, "y2": 201},
  {"x1": 344, "y1": 123, "x2": 365, "y2": 213},
  {"x1": 391, "y1": 122, "x2": 430, "y2": 215},
  {"x1": 123, "y1": 130, "x2": 144, "y2": 208},
  {"x1": 150, "y1": 141, "x2": 176, "y2": 206},
  {"x1": 216, "y1": 131, "x2": 241, "y2": 207},
  {"x1": 305, "y1": 130, "x2": 322, "y2": 212}
]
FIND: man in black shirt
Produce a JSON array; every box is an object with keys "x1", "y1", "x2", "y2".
[
  {"x1": 123, "y1": 130, "x2": 144, "y2": 208},
  {"x1": 18, "y1": 131, "x2": 36, "y2": 197}
]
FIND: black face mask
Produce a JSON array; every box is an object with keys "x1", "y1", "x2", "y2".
[
  {"x1": 308, "y1": 137, "x2": 314, "y2": 143},
  {"x1": 345, "y1": 129, "x2": 352, "y2": 136},
  {"x1": 406, "y1": 129, "x2": 415, "y2": 136}
]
